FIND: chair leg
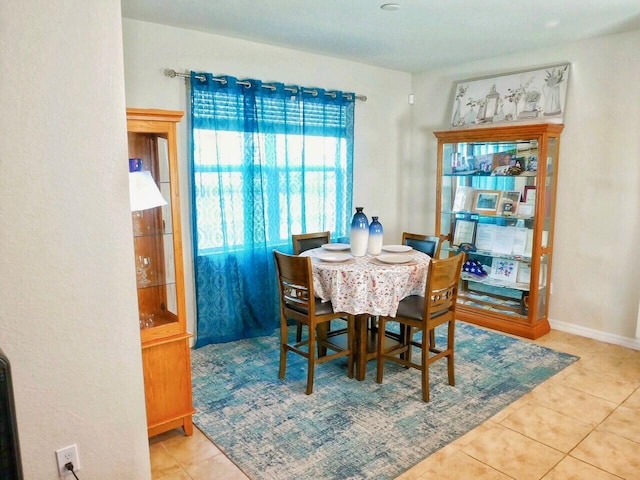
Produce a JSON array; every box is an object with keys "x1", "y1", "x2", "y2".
[
  {"x1": 306, "y1": 323, "x2": 316, "y2": 395},
  {"x1": 447, "y1": 320, "x2": 455, "y2": 386},
  {"x1": 279, "y1": 329, "x2": 287, "y2": 380},
  {"x1": 422, "y1": 329, "x2": 430, "y2": 402}
]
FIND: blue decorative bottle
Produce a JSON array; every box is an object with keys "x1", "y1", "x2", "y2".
[
  {"x1": 349, "y1": 207, "x2": 369, "y2": 257},
  {"x1": 368, "y1": 216, "x2": 383, "y2": 255}
]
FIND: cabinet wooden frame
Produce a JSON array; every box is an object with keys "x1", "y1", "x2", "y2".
[
  {"x1": 434, "y1": 123, "x2": 563, "y2": 340},
  {"x1": 127, "y1": 108, "x2": 194, "y2": 438}
]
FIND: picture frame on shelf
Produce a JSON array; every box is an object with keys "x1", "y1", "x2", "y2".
[
  {"x1": 452, "y1": 218, "x2": 478, "y2": 247},
  {"x1": 473, "y1": 190, "x2": 501, "y2": 214},
  {"x1": 523, "y1": 185, "x2": 537, "y2": 204},
  {"x1": 452, "y1": 186, "x2": 475, "y2": 212},
  {"x1": 516, "y1": 203, "x2": 534, "y2": 217},
  {"x1": 499, "y1": 191, "x2": 521, "y2": 217},
  {"x1": 475, "y1": 153, "x2": 493, "y2": 174},
  {"x1": 492, "y1": 150, "x2": 517, "y2": 171},
  {"x1": 490, "y1": 258, "x2": 519, "y2": 283}
]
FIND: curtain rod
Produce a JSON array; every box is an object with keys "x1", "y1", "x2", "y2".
[{"x1": 164, "y1": 69, "x2": 367, "y2": 102}]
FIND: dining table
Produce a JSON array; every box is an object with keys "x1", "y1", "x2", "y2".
[{"x1": 300, "y1": 245, "x2": 431, "y2": 380}]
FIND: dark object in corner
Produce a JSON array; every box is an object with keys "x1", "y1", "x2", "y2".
[{"x1": 0, "y1": 348, "x2": 23, "y2": 480}]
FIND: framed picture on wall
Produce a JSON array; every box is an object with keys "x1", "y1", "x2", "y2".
[{"x1": 449, "y1": 63, "x2": 570, "y2": 129}]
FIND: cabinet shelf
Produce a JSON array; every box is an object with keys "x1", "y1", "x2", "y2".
[
  {"x1": 434, "y1": 123, "x2": 563, "y2": 339},
  {"x1": 461, "y1": 273, "x2": 531, "y2": 291}
]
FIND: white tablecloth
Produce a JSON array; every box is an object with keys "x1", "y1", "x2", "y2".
[{"x1": 300, "y1": 248, "x2": 431, "y2": 317}]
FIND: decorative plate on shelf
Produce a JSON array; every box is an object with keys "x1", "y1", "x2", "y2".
[
  {"x1": 321, "y1": 243, "x2": 350, "y2": 251},
  {"x1": 381, "y1": 245, "x2": 412, "y2": 253},
  {"x1": 377, "y1": 254, "x2": 412, "y2": 264},
  {"x1": 316, "y1": 252, "x2": 352, "y2": 263}
]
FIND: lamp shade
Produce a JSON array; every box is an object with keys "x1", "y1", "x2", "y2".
[{"x1": 129, "y1": 171, "x2": 167, "y2": 211}]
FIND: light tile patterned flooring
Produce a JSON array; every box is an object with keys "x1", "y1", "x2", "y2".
[{"x1": 150, "y1": 328, "x2": 640, "y2": 479}]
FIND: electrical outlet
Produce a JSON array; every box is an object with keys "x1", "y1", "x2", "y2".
[{"x1": 55, "y1": 444, "x2": 80, "y2": 476}]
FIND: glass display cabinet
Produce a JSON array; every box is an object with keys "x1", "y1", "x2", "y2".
[
  {"x1": 434, "y1": 124, "x2": 563, "y2": 339},
  {"x1": 127, "y1": 108, "x2": 194, "y2": 437}
]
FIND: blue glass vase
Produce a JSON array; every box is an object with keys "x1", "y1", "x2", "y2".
[
  {"x1": 349, "y1": 207, "x2": 369, "y2": 257},
  {"x1": 367, "y1": 216, "x2": 383, "y2": 255}
]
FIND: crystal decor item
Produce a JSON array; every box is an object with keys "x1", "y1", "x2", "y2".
[
  {"x1": 367, "y1": 216, "x2": 383, "y2": 255},
  {"x1": 136, "y1": 255, "x2": 152, "y2": 286},
  {"x1": 349, "y1": 207, "x2": 369, "y2": 257}
]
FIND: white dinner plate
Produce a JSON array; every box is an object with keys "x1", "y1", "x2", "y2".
[
  {"x1": 377, "y1": 254, "x2": 412, "y2": 264},
  {"x1": 316, "y1": 252, "x2": 352, "y2": 263},
  {"x1": 381, "y1": 245, "x2": 412, "y2": 253},
  {"x1": 321, "y1": 243, "x2": 350, "y2": 251}
]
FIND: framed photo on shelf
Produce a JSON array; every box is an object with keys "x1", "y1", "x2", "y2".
[
  {"x1": 523, "y1": 185, "x2": 537, "y2": 204},
  {"x1": 452, "y1": 186, "x2": 475, "y2": 212},
  {"x1": 452, "y1": 218, "x2": 478, "y2": 247},
  {"x1": 516, "y1": 203, "x2": 534, "y2": 217},
  {"x1": 490, "y1": 258, "x2": 519, "y2": 283},
  {"x1": 475, "y1": 153, "x2": 493, "y2": 174},
  {"x1": 492, "y1": 150, "x2": 517, "y2": 170},
  {"x1": 473, "y1": 190, "x2": 501, "y2": 214},
  {"x1": 499, "y1": 190, "x2": 521, "y2": 216}
]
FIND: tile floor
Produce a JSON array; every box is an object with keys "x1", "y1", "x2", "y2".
[{"x1": 150, "y1": 327, "x2": 640, "y2": 479}]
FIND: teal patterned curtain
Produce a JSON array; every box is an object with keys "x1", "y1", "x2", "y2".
[{"x1": 190, "y1": 72, "x2": 355, "y2": 347}]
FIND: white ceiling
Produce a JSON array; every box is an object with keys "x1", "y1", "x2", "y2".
[{"x1": 121, "y1": 0, "x2": 640, "y2": 73}]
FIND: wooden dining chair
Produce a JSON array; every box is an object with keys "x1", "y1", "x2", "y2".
[
  {"x1": 401, "y1": 232, "x2": 444, "y2": 348},
  {"x1": 402, "y1": 232, "x2": 442, "y2": 258},
  {"x1": 376, "y1": 252, "x2": 464, "y2": 401},
  {"x1": 273, "y1": 250, "x2": 354, "y2": 394},
  {"x1": 292, "y1": 231, "x2": 331, "y2": 255},
  {"x1": 374, "y1": 232, "x2": 443, "y2": 350},
  {"x1": 291, "y1": 231, "x2": 332, "y2": 341}
]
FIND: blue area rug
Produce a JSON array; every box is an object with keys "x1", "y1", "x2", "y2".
[{"x1": 191, "y1": 322, "x2": 578, "y2": 480}]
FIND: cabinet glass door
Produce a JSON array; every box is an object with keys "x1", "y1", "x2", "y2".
[
  {"x1": 130, "y1": 134, "x2": 178, "y2": 330},
  {"x1": 441, "y1": 138, "x2": 539, "y2": 319}
]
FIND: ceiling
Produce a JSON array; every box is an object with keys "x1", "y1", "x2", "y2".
[{"x1": 121, "y1": 0, "x2": 640, "y2": 73}]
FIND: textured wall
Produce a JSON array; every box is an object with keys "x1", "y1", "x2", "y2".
[
  {"x1": 411, "y1": 29, "x2": 640, "y2": 345},
  {"x1": 0, "y1": 1, "x2": 151, "y2": 477},
  {"x1": 121, "y1": 18, "x2": 413, "y2": 338}
]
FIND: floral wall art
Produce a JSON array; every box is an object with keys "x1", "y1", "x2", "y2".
[{"x1": 450, "y1": 63, "x2": 570, "y2": 129}]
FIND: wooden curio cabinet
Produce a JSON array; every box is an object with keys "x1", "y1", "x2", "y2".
[
  {"x1": 434, "y1": 124, "x2": 563, "y2": 339},
  {"x1": 127, "y1": 108, "x2": 194, "y2": 437}
]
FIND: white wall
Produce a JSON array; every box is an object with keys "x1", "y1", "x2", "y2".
[
  {"x1": 122, "y1": 19, "x2": 413, "y2": 337},
  {"x1": 412, "y1": 30, "x2": 640, "y2": 347},
  {"x1": 0, "y1": 1, "x2": 151, "y2": 478},
  {"x1": 121, "y1": 20, "x2": 640, "y2": 348}
]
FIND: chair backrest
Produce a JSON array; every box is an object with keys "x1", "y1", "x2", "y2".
[
  {"x1": 292, "y1": 231, "x2": 331, "y2": 255},
  {"x1": 423, "y1": 253, "x2": 464, "y2": 321},
  {"x1": 402, "y1": 232, "x2": 442, "y2": 258},
  {"x1": 273, "y1": 250, "x2": 316, "y2": 316}
]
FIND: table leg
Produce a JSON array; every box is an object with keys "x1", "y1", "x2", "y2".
[{"x1": 354, "y1": 314, "x2": 369, "y2": 381}]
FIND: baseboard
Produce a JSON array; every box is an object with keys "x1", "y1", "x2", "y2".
[{"x1": 549, "y1": 318, "x2": 640, "y2": 351}]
